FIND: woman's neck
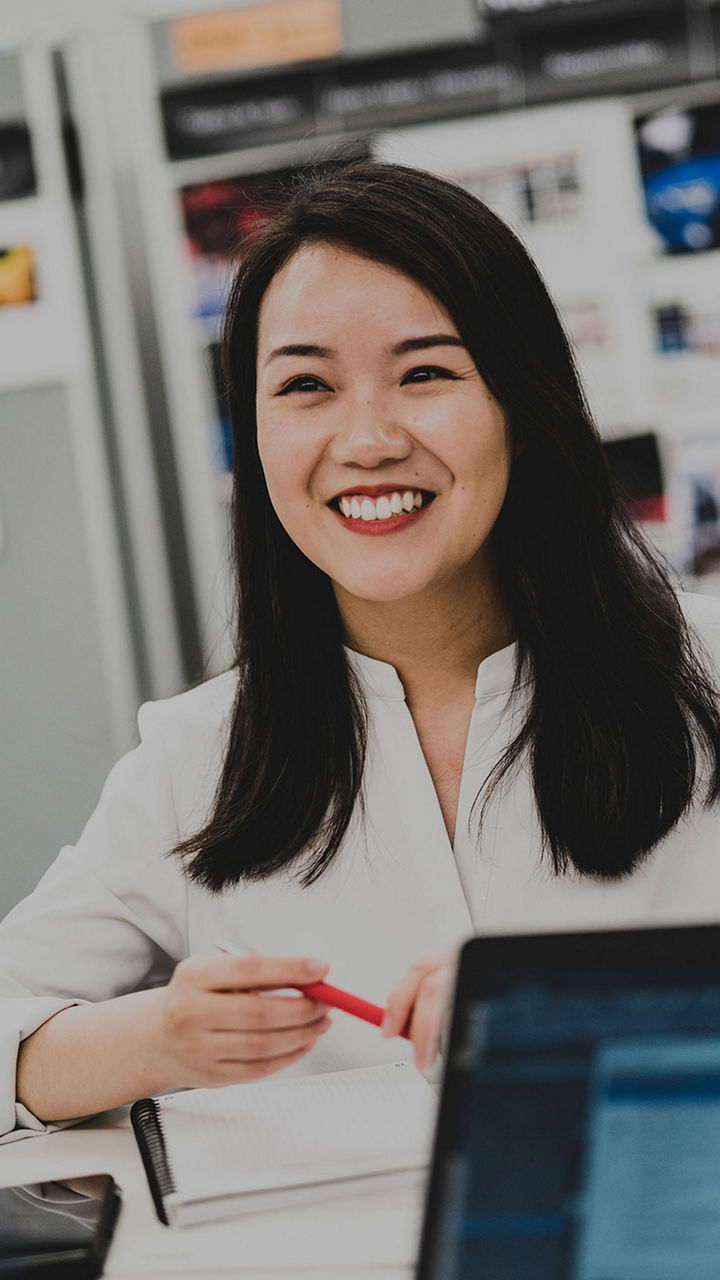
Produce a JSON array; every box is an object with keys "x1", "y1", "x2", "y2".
[{"x1": 336, "y1": 568, "x2": 514, "y2": 704}]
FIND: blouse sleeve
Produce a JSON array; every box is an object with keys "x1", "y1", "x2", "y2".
[{"x1": 0, "y1": 700, "x2": 191, "y2": 1142}]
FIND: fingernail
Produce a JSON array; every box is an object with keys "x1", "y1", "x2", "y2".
[{"x1": 305, "y1": 958, "x2": 329, "y2": 977}]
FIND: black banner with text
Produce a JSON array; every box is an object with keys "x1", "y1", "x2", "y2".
[{"x1": 160, "y1": 0, "x2": 718, "y2": 162}]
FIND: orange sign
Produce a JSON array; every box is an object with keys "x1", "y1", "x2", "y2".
[
  {"x1": 0, "y1": 247, "x2": 36, "y2": 307},
  {"x1": 169, "y1": 1, "x2": 343, "y2": 75}
]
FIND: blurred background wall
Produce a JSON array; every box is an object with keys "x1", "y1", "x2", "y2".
[{"x1": 1, "y1": 0, "x2": 720, "y2": 913}]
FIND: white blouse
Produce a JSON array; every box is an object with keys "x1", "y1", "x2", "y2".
[{"x1": 3, "y1": 591, "x2": 720, "y2": 1142}]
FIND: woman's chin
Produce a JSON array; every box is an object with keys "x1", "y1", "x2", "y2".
[{"x1": 331, "y1": 572, "x2": 430, "y2": 607}]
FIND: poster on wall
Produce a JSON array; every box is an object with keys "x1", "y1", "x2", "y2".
[
  {"x1": 651, "y1": 297, "x2": 720, "y2": 356},
  {"x1": 600, "y1": 430, "x2": 680, "y2": 569},
  {"x1": 636, "y1": 102, "x2": 720, "y2": 254},
  {"x1": 166, "y1": 0, "x2": 342, "y2": 77},
  {"x1": 642, "y1": 246, "x2": 720, "y2": 432},
  {"x1": 0, "y1": 125, "x2": 36, "y2": 201},
  {"x1": 445, "y1": 150, "x2": 582, "y2": 231},
  {"x1": 599, "y1": 430, "x2": 720, "y2": 588},
  {"x1": 0, "y1": 199, "x2": 86, "y2": 388},
  {"x1": 667, "y1": 435, "x2": 720, "y2": 588},
  {"x1": 602, "y1": 432, "x2": 665, "y2": 524},
  {"x1": 179, "y1": 171, "x2": 284, "y2": 329},
  {"x1": 0, "y1": 245, "x2": 37, "y2": 306}
]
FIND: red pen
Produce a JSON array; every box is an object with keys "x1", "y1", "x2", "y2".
[{"x1": 215, "y1": 941, "x2": 411, "y2": 1040}]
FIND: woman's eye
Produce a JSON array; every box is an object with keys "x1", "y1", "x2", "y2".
[
  {"x1": 278, "y1": 375, "x2": 330, "y2": 395},
  {"x1": 402, "y1": 366, "x2": 457, "y2": 385}
]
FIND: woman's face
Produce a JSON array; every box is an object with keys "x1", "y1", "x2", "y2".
[{"x1": 255, "y1": 242, "x2": 514, "y2": 609}]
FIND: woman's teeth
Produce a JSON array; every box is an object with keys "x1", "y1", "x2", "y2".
[{"x1": 338, "y1": 490, "x2": 426, "y2": 521}]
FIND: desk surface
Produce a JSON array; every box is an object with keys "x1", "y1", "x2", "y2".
[{"x1": 0, "y1": 1108, "x2": 424, "y2": 1278}]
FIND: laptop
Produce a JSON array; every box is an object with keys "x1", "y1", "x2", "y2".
[{"x1": 416, "y1": 924, "x2": 720, "y2": 1280}]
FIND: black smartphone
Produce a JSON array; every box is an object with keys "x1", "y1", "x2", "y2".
[{"x1": 0, "y1": 1173, "x2": 120, "y2": 1277}]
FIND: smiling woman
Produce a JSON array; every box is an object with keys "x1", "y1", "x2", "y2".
[
  {"x1": 4, "y1": 162, "x2": 720, "y2": 1136},
  {"x1": 255, "y1": 242, "x2": 513, "y2": 613}
]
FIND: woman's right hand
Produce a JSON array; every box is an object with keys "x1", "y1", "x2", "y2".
[{"x1": 158, "y1": 952, "x2": 332, "y2": 1089}]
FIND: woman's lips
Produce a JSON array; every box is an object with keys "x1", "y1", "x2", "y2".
[{"x1": 329, "y1": 502, "x2": 432, "y2": 536}]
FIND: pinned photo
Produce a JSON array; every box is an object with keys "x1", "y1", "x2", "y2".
[
  {"x1": 637, "y1": 103, "x2": 720, "y2": 254},
  {"x1": 0, "y1": 245, "x2": 37, "y2": 306},
  {"x1": 180, "y1": 175, "x2": 279, "y2": 322}
]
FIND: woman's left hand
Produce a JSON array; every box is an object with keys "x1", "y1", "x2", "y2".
[{"x1": 381, "y1": 952, "x2": 457, "y2": 1071}]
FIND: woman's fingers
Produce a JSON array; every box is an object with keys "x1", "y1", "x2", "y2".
[
  {"x1": 176, "y1": 952, "x2": 329, "y2": 992},
  {"x1": 382, "y1": 952, "x2": 456, "y2": 1071},
  {"x1": 201, "y1": 990, "x2": 329, "y2": 1032},
  {"x1": 382, "y1": 958, "x2": 437, "y2": 1037},
  {"x1": 209, "y1": 1013, "x2": 332, "y2": 1063},
  {"x1": 211, "y1": 1041, "x2": 317, "y2": 1084},
  {"x1": 161, "y1": 952, "x2": 333, "y2": 1088},
  {"x1": 382, "y1": 954, "x2": 451, "y2": 1037},
  {"x1": 407, "y1": 966, "x2": 455, "y2": 1070}
]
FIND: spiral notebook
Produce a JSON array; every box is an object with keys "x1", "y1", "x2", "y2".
[{"x1": 130, "y1": 1062, "x2": 436, "y2": 1227}]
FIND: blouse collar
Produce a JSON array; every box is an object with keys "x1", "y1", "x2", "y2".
[{"x1": 344, "y1": 641, "x2": 522, "y2": 703}]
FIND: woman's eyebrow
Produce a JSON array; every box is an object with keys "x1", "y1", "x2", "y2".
[
  {"x1": 392, "y1": 335, "x2": 466, "y2": 355},
  {"x1": 265, "y1": 343, "x2": 334, "y2": 363},
  {"x1": 265, "y1": 335, "x2": 466, "y2": 365}
]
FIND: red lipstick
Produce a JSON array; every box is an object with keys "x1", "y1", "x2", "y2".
[{"x1": 330, "y1": 496, "x2": 434, "y2": 536}]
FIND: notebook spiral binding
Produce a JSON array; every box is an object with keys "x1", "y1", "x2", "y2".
[{"x1": 130, "y1": 1097, "x2": 176, "y2": 1226}]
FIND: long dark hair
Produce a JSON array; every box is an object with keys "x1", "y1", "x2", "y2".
[{"x1": 174, "y1": 160, "x2": 720, "y2": 890}]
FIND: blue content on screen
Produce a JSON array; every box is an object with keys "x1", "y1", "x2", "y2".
[{"x1": 431, "y1": 981, "x2": 720, "y2": 1280}]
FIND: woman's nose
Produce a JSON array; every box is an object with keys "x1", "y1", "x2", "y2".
[{"x1": 329, "y1": 398, "x2": 412, "y2": 468}]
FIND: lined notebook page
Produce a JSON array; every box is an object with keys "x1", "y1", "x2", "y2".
[{"x1": 158, "y1": 1063, "x2": 436, "y2": 1202}]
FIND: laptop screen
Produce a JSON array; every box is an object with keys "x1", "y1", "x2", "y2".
[{"x1": 417, "y1": 925, "x2": 720, "y2": 1280}]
